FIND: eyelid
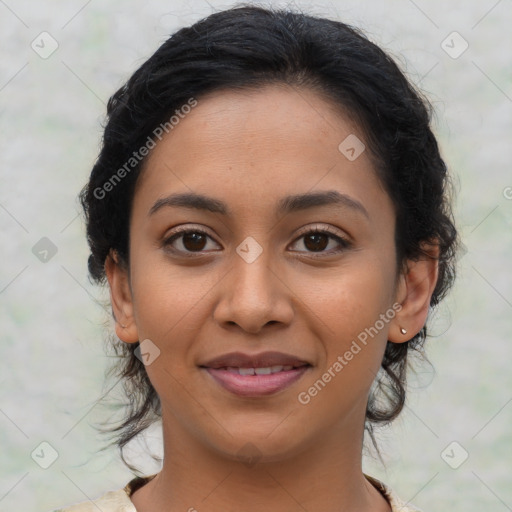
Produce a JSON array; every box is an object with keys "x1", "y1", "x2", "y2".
[
  {"x1": 166, "y1": 223, "x2": 217, "y2": 239},
  {"x1": 164, "y1": 223, "x2": 347, "y2": 241},
  {"x1": 292, "y1": 223, "x2": 347, "y2": 240}
]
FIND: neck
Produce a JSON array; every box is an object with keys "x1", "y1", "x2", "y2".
[{"x1": 130, "y1": 408, "x2": 391, "y2": 512}]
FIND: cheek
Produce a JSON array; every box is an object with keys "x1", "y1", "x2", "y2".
[
  {"x1": 130, "y1": 253, "x2": 221, "y2": 341},
  {"x1": 129, "y1": 264, "x2": 215, "y2": 401},
  {"x1": 299, "y1": 258, "x2": 395, "y2": 396},
  {"x1": 302, "y1": 259, "x2": 395, "y2": 339},
  {"x1": 295, "y1": 274, "x2": 392, "y2": 421}
]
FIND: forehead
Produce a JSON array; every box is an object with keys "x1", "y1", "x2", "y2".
[{"x1": 133, "y1": 84, "x2": 392, "y2": 222}]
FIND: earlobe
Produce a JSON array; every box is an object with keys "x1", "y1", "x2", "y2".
[
  {"x1": 104, "y1": 250, "x2": 139, "y2": 343},
  {"x1": 389, "y1": 242, "x2": 440, "y2": 344}
]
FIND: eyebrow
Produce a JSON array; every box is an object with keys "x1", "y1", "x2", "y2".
[{"x1": 148, "y1": 190, "x2": 369, "y2": 219}]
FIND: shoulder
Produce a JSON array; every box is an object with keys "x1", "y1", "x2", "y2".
[
  {"x1": 49, "y1": 474, "x2": 158, "y2": 512},
  {"x1": 364, "y1": 474, "x2": 424, "y2": 512},
  {"x1": 50, "y1": 489, "x2": 135, "y2": 512}
]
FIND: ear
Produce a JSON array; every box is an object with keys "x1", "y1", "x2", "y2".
[
  {"x1": 388, "y1": 241, "x2": 440, "y2": 343},
  {"x1": 104, "y1": 250, "x2": 139, "y2": 343}
]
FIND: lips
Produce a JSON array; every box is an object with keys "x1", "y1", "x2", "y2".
[{"x1": 199, "y1": 351, "x2": 312, "y2": 397}]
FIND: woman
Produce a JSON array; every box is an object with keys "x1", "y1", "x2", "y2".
[{"x1": 55, "y1": 4, "x2": 458, "y2": 511}]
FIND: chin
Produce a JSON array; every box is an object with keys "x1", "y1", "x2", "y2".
[{"x1": 205, "y1": 424, "x2": 309, "y2": 466}]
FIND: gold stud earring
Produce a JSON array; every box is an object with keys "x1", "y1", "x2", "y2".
[{"x1": 400, "y1": 327, "x2": 407, "y2": 335}]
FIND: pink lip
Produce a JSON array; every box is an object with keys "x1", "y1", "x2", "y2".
[{"x1": 203, "y1": 366, "x2": 310, "y2": 397}]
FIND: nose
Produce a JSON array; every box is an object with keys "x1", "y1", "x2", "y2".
[{"x1": 213, "y1": 247, "x2": 294, "y2": 334}]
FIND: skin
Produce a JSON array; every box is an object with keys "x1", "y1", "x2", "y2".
[{"x1": 105, "y1": 84, "x2": 439, "y2": 512}]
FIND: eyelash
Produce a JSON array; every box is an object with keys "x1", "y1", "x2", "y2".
[{"x1": 162, "y1": 224, "x2": 351, "y2": 259}]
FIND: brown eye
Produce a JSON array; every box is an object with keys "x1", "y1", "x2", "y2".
[
  {"x1": 181, "y1": 232, "x2": 207, "y2": 251},
  {"x1": 289, "y1": 227, "x2": 351, "y2": 256},
  {"x1": 303, "y1": 233, "x2": 329, "y2": 252},
  {"x1": 163, "y1": 228, "x2": 220, "y2": 256}
]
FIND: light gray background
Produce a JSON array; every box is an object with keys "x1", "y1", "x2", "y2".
[{"x1": 1, "y1": 1, "x2": 511, "y2": 511}]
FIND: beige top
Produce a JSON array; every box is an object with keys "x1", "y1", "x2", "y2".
[{"x1": 53, "y1": 473, "x2": 423, "y2": 511}]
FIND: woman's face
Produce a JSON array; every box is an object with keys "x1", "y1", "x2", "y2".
[{"x1": 110, "y1": 84, "x2": 413, "y2": 462}]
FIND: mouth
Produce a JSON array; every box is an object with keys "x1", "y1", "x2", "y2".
[
  {"x1": 210, "y1": 364, "x2": 305, "y2": 375},
  {"x1": 199, "y1": 351, "x2": 312, "y2": 397}
]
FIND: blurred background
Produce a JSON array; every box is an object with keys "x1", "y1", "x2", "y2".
[{"x1": 1, "y1": 0, "x2": 511, "y2": 510}]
